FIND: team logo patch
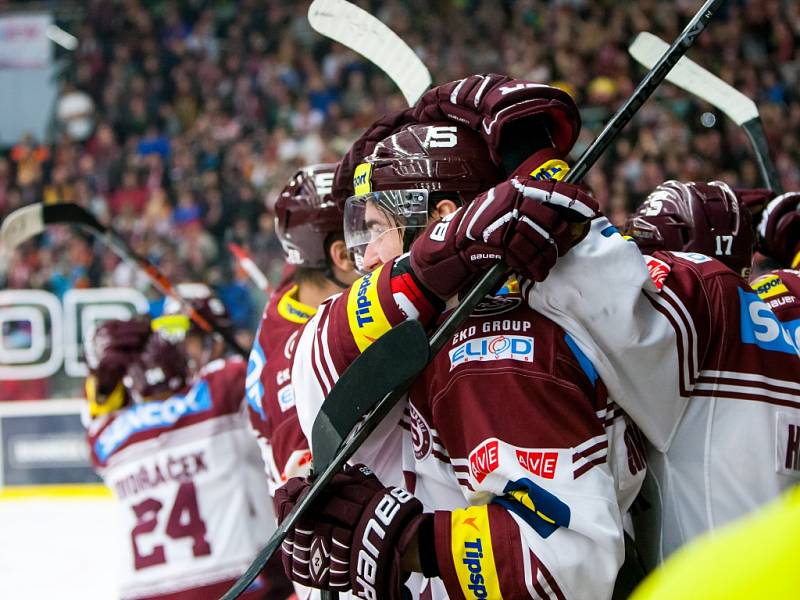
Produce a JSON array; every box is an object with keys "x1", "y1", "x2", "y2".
[
  {"x1": 752, "y1": 274, "x2": 789, "y2": 300},
  {"x1": 645, "y1": 256, "x2": 670, "y2": 291},
  {"x1": 409, "y1": 404, "x2": 432, "y2": 460},
  {"x1": 449, "y1": 334, "x2": 533, "y2": 371},
  {"x1": 284, "y1": 330, "x2": 299, "y2": 360},
  {"x1": 471, "y1": 295, "x2": 522, "y2": 317}
]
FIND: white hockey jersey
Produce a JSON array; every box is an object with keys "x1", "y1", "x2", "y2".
[
  {"x1": 86, "y1": 358, "x2": 283, "y2": 600},
  {"x1": 526, "y1": 218, "x2": 800, "y2": 567},
  {"x1": 291, "y1": 261, "x2": 645, "y2": 599}
]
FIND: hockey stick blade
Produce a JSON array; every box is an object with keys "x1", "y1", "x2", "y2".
[
  {"x1": 223, "y1": 1, "x2": 727, "y2": 597},
  {"x1": 311, "y1": 319, "x2": 430, "y2": 472},
  {"x1": 308, "y1": 0, "x2": 432, "y2": 106},
  {"x1": 0, "y1": 203, "x2": 44, "y2": 253},
  {"x1": 629, "y1": 32, "x2": 758, "y2": 126},
  {"x1": 629, "y1": 32, "x2": 782, "y2": 192},
  {"x1": 0, "y1": 202, "x2": 105, "y2": 253},
  {"x1": 3, "y1": 202, "x2": 247, "y2": 357}
]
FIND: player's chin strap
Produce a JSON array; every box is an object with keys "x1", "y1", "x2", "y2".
[{"x1": 324, "y1": 266, "x2": 351, "y2": 289}]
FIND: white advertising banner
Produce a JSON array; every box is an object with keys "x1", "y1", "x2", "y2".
[{"x1": 0, "y1": 13, "x2": 52, "y2": 69}]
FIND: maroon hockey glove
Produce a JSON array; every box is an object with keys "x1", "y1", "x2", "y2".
[
  {"x1": 276, "y1": 464, "x2": 428, "y2": 599},
  {"x1": 85, "y1": 318, "x2": 152, "y2": 395},
  {"x1": 757, "y1": 191, "x2": 800, "y2": 268},
  {"x1": 409, "y1": 178, "x2": 599, "y2": 299},
  {"x1": 412, "y1": 74, "x2": 580, "y2": 174}
]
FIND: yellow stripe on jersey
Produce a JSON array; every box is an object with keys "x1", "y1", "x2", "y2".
[
  {"x1": 0, "y1": 484, "x2": 113, "y2": 500},
  {"x1": 277, "y1": 285, "x2": 317, "y2": 324},
  {"x1": 346, "y1": 265, "x2": 392, "y2": 352},
  {"x1": 450, "y1": 505, "x2": 504, "y2": 600}
]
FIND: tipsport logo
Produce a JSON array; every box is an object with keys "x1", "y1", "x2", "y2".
[
  {"x1": 353, "y1": 271, "x2": 376, "y2": 328},
  {"x1": 462, "y1": 537, "x2": 489, "y2": 599},
  {"x1": 449, "y1": 335, "x2": 534, "y2": 371}
]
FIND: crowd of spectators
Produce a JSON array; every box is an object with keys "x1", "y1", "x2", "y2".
[{"x1": 1, "y1": 0, "x2": 800, "y2": 398}]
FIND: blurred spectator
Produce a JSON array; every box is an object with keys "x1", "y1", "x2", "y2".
[
  {"x1": 56, "y1": 81, "x2": 95, "y2": 142},
  {"x1": 2, "y1": 0, "x2": 800, "y2": 399}
]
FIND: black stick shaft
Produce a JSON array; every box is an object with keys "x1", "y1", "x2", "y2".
[
  {"x1": 430, "y1": 0, "x2": 727, "y2": 355},
  {"x1": 222, "y1": 0, "x2": 727, "y2": 597},
  {"x1": 743, "y1": 119, "x2": 783, "y2": 194}
]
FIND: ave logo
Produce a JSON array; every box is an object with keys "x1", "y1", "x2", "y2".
[
  {"x1": 646, "y1": 257, "x2": 670, "y2": 291},
  {"x1": 469, "y1": 439, "x2": 499, "y2": 483},
  {"x1": 515, "y1": 450, "x2": 558, "y2": 479},
  {"x1": 469, "y1": 438, "x2": 560, "y2": 484}
]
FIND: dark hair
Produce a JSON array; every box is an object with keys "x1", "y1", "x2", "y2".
[{"x1": 293, "y1": 231, "x2": 345, "y2": 285}]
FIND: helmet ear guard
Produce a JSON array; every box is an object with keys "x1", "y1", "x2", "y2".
[{"x1": 273, "y1": 163, "x2": 343, "y2": 270}]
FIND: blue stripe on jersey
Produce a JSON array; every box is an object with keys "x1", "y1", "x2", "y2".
[{"x1": 564, "y1": 333, "x2": 598, "y2": 387}]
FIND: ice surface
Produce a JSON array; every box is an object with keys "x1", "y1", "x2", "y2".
[{"x1": 0, "y1": 497, "x2": 119, "y2": 599}]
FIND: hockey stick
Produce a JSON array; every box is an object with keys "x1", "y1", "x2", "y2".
[
  {"x1": 228, "y1": 242, "x2": 272, "y2": 293},
  {"x1": 309, "y1": 0, "x2": 730, "y2": 487},
  {"x1": 628, "y1": 31, "x2": 782, "y2": 193},
  {"x1": 308, "y1": 0, "x2": 432, "y2": 106},
  {"x1": 307, "y1": 5, "x2": 432, "y2": 598},
  {"x1": 221, "y1": 2, "x2": 727, "y2": 598},
  {"x1": 0, "y1": 202, "x2": 248, "y2": 358}
]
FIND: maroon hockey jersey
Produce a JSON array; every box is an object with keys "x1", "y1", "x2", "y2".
[
  {"x1": 246, "y1": 283, "x2": 316, "y2": 493},
  {"x1": 291, "y1": 262, "x2": 644, "y2": 599}
]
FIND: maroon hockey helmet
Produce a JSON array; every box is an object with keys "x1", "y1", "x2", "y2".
[
  {"x1": 272, "y1": 163, "x2": 342, "y2": 269},
  {"x1": 344, "y1": 122, "x2": 505, "y2": 270},
  {"x1": 627, "y1": 180, "x2": 755, "y2": 277},
  {"x1": 757, "y1": 191, "x2": 800, "y2": 268},
  {"x1": 161, "y1": 283, "x2": 233, "y2": 338},
  {"x1": 123, "y1": 333, "x2": 190, "y2": 403}
]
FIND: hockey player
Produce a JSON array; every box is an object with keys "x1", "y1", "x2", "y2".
[
  {"x1": 84, "y1": 319, "x2": 293, "y2": 599},
  {"x1": 625, "y1": 180, "x2": 761, "y2": 279},
  {"x1": 749, "y1": 190, "x2": 800, "y2": 348},
  {"x1": 756, "y1": 190, "x2": 800, "y2": 270},
  {"x1": 245, "y1": 164, "x2": 360, "y2": 493},
  {"x1": 392, "y1": 82, "x2": 800, "y2": 567},
  {"x1": 159, "y1": 283, "x2": 236, "y2": 376},
  {"x1": 281, "y1": 77, "x2": 646, "y2": 600}
]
